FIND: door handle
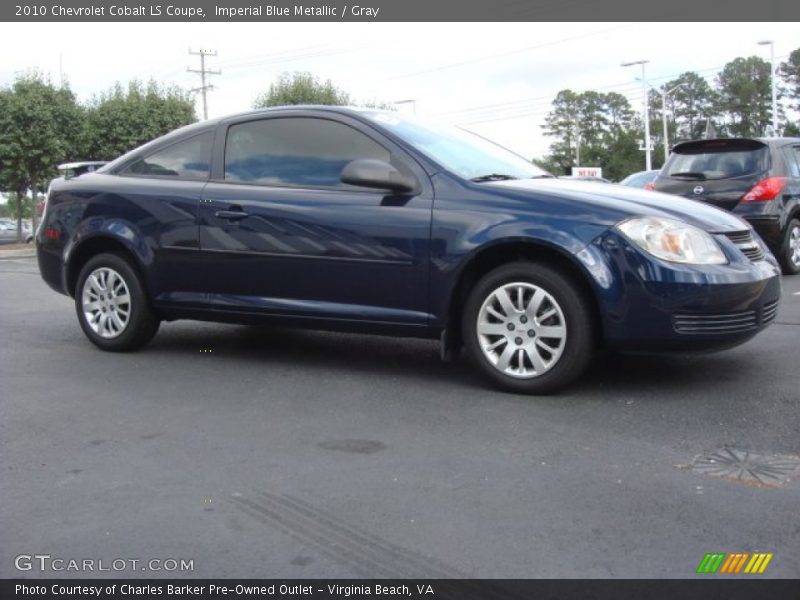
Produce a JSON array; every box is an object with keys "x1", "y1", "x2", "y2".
[{"x1": 215, "y1": 206, "x2": 248, "y2": 221}]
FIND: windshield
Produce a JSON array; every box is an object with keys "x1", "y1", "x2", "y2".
[{"x1": 362, "y1": 112, "x2": 551, "y2": 181}]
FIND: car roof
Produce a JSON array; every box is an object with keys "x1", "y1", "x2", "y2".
[{"x1": 210, "y1": 105, "x2": 378, "y2": 125}]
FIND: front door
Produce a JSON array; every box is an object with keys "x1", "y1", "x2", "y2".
[{"x1": 198, "y1": 114, "x2": 433, "y2": 326}]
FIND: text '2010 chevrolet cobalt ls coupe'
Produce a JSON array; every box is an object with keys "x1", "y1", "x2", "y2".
[{"x1": 37, "y1": 107, "x2": 782, "y2": 393}]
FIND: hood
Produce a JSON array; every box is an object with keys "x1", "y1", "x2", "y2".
[{"x1": 486, "y1": 178, "x2": 751, "y2": 233}]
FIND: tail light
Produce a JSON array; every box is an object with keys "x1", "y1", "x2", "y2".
[
  {"x1": 742, "y1": 177, "x2": 787, "y2": 202},
  {"x1": 644, "y1": 182, "x2": 655, "y2": 191}
]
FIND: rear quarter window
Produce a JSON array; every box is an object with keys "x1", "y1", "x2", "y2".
[
  {"x1": 121, "y1": 132, "x2": 212, "y2": 180},
  {"x1": 782, "y1": 146, "x2": 800, "y2": 178}
]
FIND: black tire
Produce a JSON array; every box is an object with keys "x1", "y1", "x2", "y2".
[
  {"x1": 779, "y1": 218, "x2": 800, "y2": 275},
  {"x1": 462, "y1": 261, "x2": 596, "y2": 394},
  {"x1": 74, "y1": 252, "x2": 159, "y2": 351}
]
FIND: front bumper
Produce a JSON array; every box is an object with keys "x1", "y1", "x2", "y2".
[{"x1": 595, "y1": 231, "x2": 782, "y2": 352}]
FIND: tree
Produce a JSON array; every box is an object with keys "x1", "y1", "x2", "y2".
[
  {"x1": 253, "y1": 72, "x2": 351, "y2": 108},
  {"x1": 779, "y1": 47, "x2": 800, "y2": 111},
  {"x1": 655, "y1": 72, "x2": 719, "y2": 142},
  {"x1": 542, "y1": 89, "x2": 639, "y2": 179},
  {"x1": 0, "y1": 72, "x2": 83, "y2": 240},
  {"x1": 541, "y1": 90, "x2": 585, "y2": 174},
  {"x1": 84, "y1": 80, "x2": 196, "y2": 160},
  {"x1": 715, "y1": 56, "x2": 775, "y2": 137}
]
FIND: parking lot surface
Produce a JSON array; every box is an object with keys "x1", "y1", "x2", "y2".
[{"x1": 1, "y1": 254, "x2": 798, "y2": 578}]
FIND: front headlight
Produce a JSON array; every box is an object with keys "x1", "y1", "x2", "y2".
[{"x1": 616, "y1": 217, "x2": 727, "y2": 265}]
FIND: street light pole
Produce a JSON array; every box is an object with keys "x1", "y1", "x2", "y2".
[
  {"x1": 622, "y1": 60, "x2": 651, "y2": 170},
  {"x1": 661, "y1": 84, "x2": 684, "y2": 164},
  {"x1": 757, "y1": 40, "x2": 778, "y2": 136}
]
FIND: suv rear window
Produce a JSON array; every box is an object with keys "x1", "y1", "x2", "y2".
[{"x1": 665, "y1": 140, "x2": 770, "y2": 180}]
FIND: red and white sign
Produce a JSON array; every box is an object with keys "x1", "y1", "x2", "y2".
[{"x1": 571, "y1": 167, "x2": 602, "y2": 178}]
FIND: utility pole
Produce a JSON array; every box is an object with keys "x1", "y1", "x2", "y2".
[
  {"x1": 573, "y1": 120, "x2": 581, "y2": 167},
  {"x1": 622, "y1": 59, "x2": 651, "y2": 170},
  {"x1": 757, "y1": 40, "x2": 778, "y2": 136},
  {"x1": 660, "y1": 84, "x2": 684, "y2": 164},
  {"x1": 188, "y1": 48, "x2": 220, "y2": 120}
]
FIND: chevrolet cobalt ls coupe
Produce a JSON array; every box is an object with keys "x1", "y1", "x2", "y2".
[{"x1": 37, "y1": 107, "x2": 782, "y2": 393}]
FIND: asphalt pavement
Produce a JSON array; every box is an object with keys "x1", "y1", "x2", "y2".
[{"x1": 1, "y1": 254, "x2": 798, "y2": 579}]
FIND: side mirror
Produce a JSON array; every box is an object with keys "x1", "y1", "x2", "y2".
[{"x1": 340, "y1": 159, "x2": 416, "y2": 193}]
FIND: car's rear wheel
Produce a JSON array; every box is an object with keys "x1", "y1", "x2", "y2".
[
  {"x1": 780, "y1": 218, "x2": 800, "y2": 275},
  {"x1": 75, "y1": 253, "x2": 159, "y2": 351},
  {"x1": 462, "y1": 261, "x2": 595, "y2": 394}
]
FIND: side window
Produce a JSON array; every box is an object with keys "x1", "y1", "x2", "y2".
[
  {"x1": 224, "y1": 117, "x2": 392, "y2": 188},
  {"x1": 122, "y1": 132, "x2": 212, "y2": 179},
  {"x1": 785, "y1": 146, "x2": 800, "y2": 178}
]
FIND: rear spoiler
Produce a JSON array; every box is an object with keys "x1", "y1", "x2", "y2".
[
  {"x1": 671, "y1": 138, "x2": 767, "y2": 154},
  {"x1": 57, "y1": 161, "x2": 108, "y2": 179}
]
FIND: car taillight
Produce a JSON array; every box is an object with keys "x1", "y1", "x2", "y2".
[
  {"x1": 742, "y1": 177, "x2": 787, "y2": 202},
  {"x1": 644, "y1": 182, "x2": 655, "y2": 191}
]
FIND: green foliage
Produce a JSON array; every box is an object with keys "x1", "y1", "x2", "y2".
[
  {"x1": 542, "y1": 89, "x2": 638, "y2": 179},
  {"x1": 253, "y1": 72, "x2": 351, "y2": 108},
  {"x1": 715, "y1": 56, "x2": 775, "y2": 137},
  {"x1": 0, "y1": 73, "x2": 195, "y2": 239},
  {"x1": 0, "y1": 71, "x2": 83, "y2": 196},
  {"x1": 0, "y1": 72, "x2": 83, "y2": 239},
  {"x1": 540, "y1": 47, "x2": 800, "y2": 179},
  {"x1": 84, "y1": 80, "x2": 196, "y2": 160},
  {"x1": 779, "y1": 48, "x2": 800, "y2": 112},
  {"x1": 657, "y1": 72, "x2": 719, "y2": 142}
]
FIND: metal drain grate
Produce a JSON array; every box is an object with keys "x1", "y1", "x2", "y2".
[{"x1": 691, "y1": 448, "x2": 800, "y2": 488}]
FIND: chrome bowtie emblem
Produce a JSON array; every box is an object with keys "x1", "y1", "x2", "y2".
[{"x1": 693, "y1": 185, "x2": 704, "y2": 195}]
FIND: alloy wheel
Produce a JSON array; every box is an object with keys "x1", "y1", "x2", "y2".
[
  {"x1": 476, "y1": 282, "x2": 567, "y2": 379},
  {"x1": 81, "y1": 267, "x2": 131, "y2": 339},
  {"x1": 790, "y1": 224, "x2": 800, "y2": 268}
]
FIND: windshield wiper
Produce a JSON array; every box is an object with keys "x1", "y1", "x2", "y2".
[
  {"x1": 470, "y1": 173, "x2": 519, "y2": 182},
  {"x1": 669, "y1": 171, "x2": 707, "y2": 180}
]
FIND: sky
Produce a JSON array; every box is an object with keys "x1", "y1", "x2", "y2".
[{"x1": 0, "y1": 22, "x2": 798, "y2": 165}]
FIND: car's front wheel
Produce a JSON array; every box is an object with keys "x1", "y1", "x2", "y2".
[
  {"x1": 780, "y1": 218, "x2": 800, "y2": 275},
  {"x1": 462, "y1": 261, "x2": 596, "y2": 394},
  {"x1": 75, "y1": 253, "x2": 159, "y2": 351}
]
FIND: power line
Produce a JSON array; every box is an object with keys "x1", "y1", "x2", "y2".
[
  {"x1": 188, "y1": 48, "x2": 221, "y2": 120},
  {"x1": 389, "y1": 24, "x2": 633, "y2": 80}
]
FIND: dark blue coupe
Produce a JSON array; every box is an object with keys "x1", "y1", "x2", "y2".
[{"x1": 37, "y1": 107, "x2": 782, "y2": 393}]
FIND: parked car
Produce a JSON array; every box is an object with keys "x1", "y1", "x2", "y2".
[
  {"x1": 0, "y1": 218, "x2": 32, "y2": 244},
  {"x1": 0, "y1": 220, "x2": 16, "y2": 244},
  {"x1": 36, "y1": 107, "x2": 782, "y2": 394},
  {"x1": 620, "y1": 169, "x2": 660, "y2": 189},
  {"x1": 653, "y1": 138, "x2": 800, "y2": 274}
]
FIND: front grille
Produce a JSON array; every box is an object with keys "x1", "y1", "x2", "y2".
[
  {"x1": 674, "y1": 301, "x2": 780, "y2": 335},
  {"x1": 721, "y1": 230, "x2": 765, "y2": 262},
  {"x1": 673, "y1": 310, "x2": 758, "y2": 334},
  {"x1": 763, "y1": 300, "x2": 779, "y2": 324}
]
